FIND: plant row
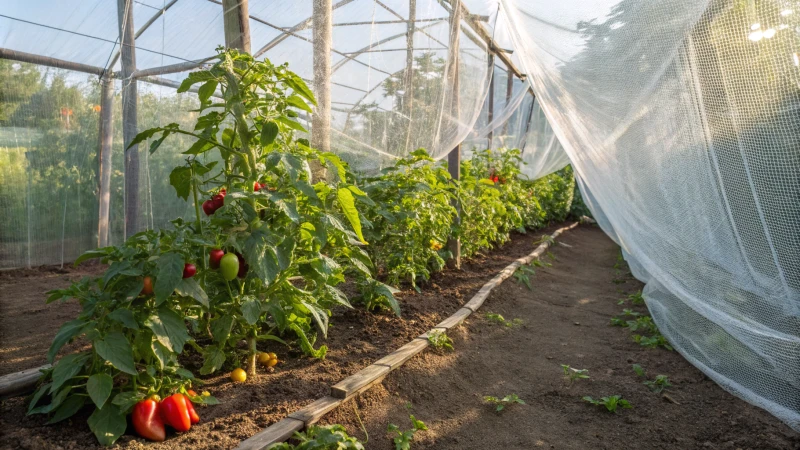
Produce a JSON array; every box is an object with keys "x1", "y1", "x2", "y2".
[{"x1": 27, "y1": 49, "x2": 576, "y2": 445}]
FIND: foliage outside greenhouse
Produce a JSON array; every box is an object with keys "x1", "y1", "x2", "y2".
[{"x1": 26, "y1": 50, "x2": 577, "y2": 445}]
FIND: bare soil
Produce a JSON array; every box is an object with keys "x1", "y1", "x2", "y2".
[
  {"x1": 0, "y1": 224, "x2": 562, "y2": 450},
  {"x1": 319, "y1": 226, "x2": 800, "y2": 450}
]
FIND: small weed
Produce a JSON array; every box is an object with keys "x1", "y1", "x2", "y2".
[
  {"x1": 618, "y1": 290, "x2": 645, "y2": 305},
  {"x1": 644, "y1": 375, "x2": 672, "y2": 393},
  {"x1": 631, "y1": 364, "x2": 646, "y2": 377},
  {"x1": 483, "y1": 394, "x2": 526, "y2": 412},
  {"x1": 535, "y1": 235, "x2": 555, "y2": 246},
  {"x1": 427, "y1": 330, "x2": 454, "y2": 352},
  {"x1": 546, "y1": 251, "x2": 556, "y2": 261},
  {"x1": 513, "y1": 265, "x2": 536, "y2": 290},
  {"x1": 582, "y1": 395, "x2": 632, "y2": 413},
  {"x1": 270, "y1": 425, "x2": 364, "y2": 449},
  {"x1": 561, "y1": 364, "x2": 590, "y2": 384},
  {"x1": 632, "y1": 333, "x2": 674, "y2": 351},
  {"x1": 532, "y1": 259, "x2": 552, "y2": 268},
  {"x1": 486, "y1": 313, "x2": 523, "y2": 328},
  {"x1": 388, "y1": 403, "x2": 427, "y2": 450}
]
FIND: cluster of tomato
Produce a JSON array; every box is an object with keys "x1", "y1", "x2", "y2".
[
  {"x1": 202, "y1": 189, "x2": 227, "y2": 216},
  {"x1": 209, "y1": 248, "x2": 248, "y2": 280},
  {"x1": 141, "y1": 263, "x2": 196, "y2": 295},
  {"x1": 429, "y1": 239, "x2": 443, "y2": 251},
  {"x1": 132, "y1": 391, "x2": 206, "y2": 442}
]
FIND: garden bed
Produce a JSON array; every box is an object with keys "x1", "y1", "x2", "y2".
[
  {"x1": 317, "y1": 226, "x2": 800, "y2": 449},
  {"x1": 0, "y1": 223, "x2": 564, "y2": 449}
]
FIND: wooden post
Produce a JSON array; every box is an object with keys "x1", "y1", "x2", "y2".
[
  {"x1": 222, "y1": 0, "x2": 251, "y2": 53},
  {"x1": 486, "y1": 54, "x2": 494, "y2": 147},
  {"x1": 117, "y1": 0, "x2": 139, "y2": 237},
  {"x1": 97, "y1": 76, "x2": 114, "y2": 247},
  {"x1": 446, "y1": 0, "x2": 461, "y2": 269},
  {"x1": 503, "y1": 67, "x2": 513, "y2": 139},
  {"x1": 312, "y1": 0, "x2": 332, "y2": 155},
  {"x1": 402, "y1": 0, "x2": 417, "y2": 152}
]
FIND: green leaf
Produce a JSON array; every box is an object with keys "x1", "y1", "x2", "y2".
[
  {"x1": 88, "y1": 403, "x2": 127, "y2": 446},
  {"x1": 50, "y1": 353, "x2": 89, "y2": 394},
  {"x1": 276, "y1": 237, "x2": 295, "y2": 271},
  {"x1": 199, "y1": 346, "x2": 226, "y2": 375},
  {"x1": 48, "y1": 319, "x2": 93, "y2": 363},
  {"x1": 151, "y1": 339, "x2": 172, "y2": 370},
  {"x1": 48, "y1": 394, "x2": 85, "y2": 424},
  {"x1": 375, "y1": 282, "x2": 401, "y2": 317},
  {"x1": 102, "y1": 260, "x2": 141, "y2": 288},
  {"x1": 286, "y1": 94, "x2": 313, "y2": 113},
  {"x1": 322, "y1": 152, "x2": 348, "y2": 182},
  {"x1": 87, "y1": 373, "x2": 113, "y2": 409},
  {"x1": 108, "y1": 309, "x2": 139, "y2": 330},
  {"x1": 111, "y1": 391, "x2": 144, "y2": 414},
  {"x1": 244, "y1": 231, "x2": 280, "y2": 284},
  {"x1": 74, "y1": 248, "x2": 112, "y2": 266},
  {"x1": 241, "y1": 296, "x2": 261, "y2": 325},
  {"x1": 95, "y1": 331, "x2": 137, "y2": 375},
  {"x1": 155, "y1": 253, "x2": 184, "y2": 304},
  {"x1": 169, "y1": 166, "x2": 192, "y2": 200},
  {"x1": 211, "y1": 315, "x2": 235, "y2": 344},
  {"x1": 145, "y1": 307, "x2": 190, "y2": 354},
  {"x1": 183, "y1": 135, "x2": 216, "y2": 155},
  {"x1": 177, "y1": 70, "x2": 216, "y2": 93},
  {"x1": 275, "y1": 116, "x2": 307, "y2": 133},
  {"x1": 127, "y1": 127, "x2": 162, "y2": 150},
  {"x1": 337, "y1": 188, "x2": 367, "y2": 244},
  {"x1": 198, "y1": 80, "x2": 218, "y2": 103},
  {"x1": 260, "y1": 121, "x2": 279, "y2": 146},
  {"x1": 27, "y1": 382, "x2": 52, "y2": 414},
  {"x1": 283, "y1": 74, "x2": 317, "y2": 106},
  {"x1": 175, "y1": 278, "x2": 209, "y2": 307}
]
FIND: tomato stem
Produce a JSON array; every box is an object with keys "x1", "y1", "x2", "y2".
[{"x1": 246, "y1": 336, "x2": 258, "y2": 379}]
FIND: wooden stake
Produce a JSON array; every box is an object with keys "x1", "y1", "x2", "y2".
[
  {"x1": 117, "y1": 0, "x2": 139, "y2": 238},
  {"x1": 222, "y1": 0, "x2": 251, "y2": 53},
  {"x1": 97, "y1": 76, "x2": 114, "y2": 247}
]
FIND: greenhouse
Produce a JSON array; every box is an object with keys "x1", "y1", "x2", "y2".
[{"x1": 0, "y1": 0, "x2": 797, "y2": 448}]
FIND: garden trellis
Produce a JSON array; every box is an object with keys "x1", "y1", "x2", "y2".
[{"x1": 1, "y1": 0, "x2": 798, "y2": 437}]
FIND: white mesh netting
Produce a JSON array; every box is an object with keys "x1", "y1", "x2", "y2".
[{"x1": 1, "y1": 0, "x2": 798, "y2": 431}]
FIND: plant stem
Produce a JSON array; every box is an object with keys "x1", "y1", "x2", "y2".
[
  {"x1": 191, "y1": 162, "x2": 203, "y2": 235},
  {"x1": 246, "y1": 335, "x2": 257, "y2": 379}
]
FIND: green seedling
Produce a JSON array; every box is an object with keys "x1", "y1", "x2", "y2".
[
  {"x1": 632, "y1": 333, "x2": 674, "y2": 351},
  {"x1": 427, "y1": 330, "x2": 454, "y2": 352},
  {"x1": 531, "y1": 259, "x2": 552, "y2": 268},
  {"x1": 269, "y1": 425, "x2": 364, "y2": 450},
  {"x1": 486, "y1": 312, "x2": 523, "y2": 328},
  {"x1": 535, "y1": 235, "x2": 555, "y2": 246},
  {"x1": 582, "y1": 395, "x2": 632, "y2": 413},
  {"x1": 561, "y1": 364, "x2": 590, "y2": 384},
  {"x1": 644, "y1": 375, "x2": 672, "y2": 393},
  {"x1": 632, "y1": 364, "x2": 646, "y2": 377},
  {"x1": 483, "y1": 394, "x2": 526, "y2": 412},
  {"x1": 546, "y1": 251, "x2": 556, "y2": 261},
  {"x1": 388, "y1": 403, "x2": 427, "y2": 450},
  {"x1": 513, "y1": 265, "x2": 536, "y2": 290},
  {"x1": 618, "y1": 291, "x2": 645, "y2": 305}
]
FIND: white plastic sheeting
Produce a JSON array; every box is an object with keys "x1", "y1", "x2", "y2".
[
  {"x1": 520, "y1": 98, "x2": 571, "y2": 180},
  {"x1": 501, "y1": 0, "x2": 800, "y2": 431}
]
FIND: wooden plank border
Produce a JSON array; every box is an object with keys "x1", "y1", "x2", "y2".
[{"x1": 234, "y1": 222, "x2": 579, "y2": 449}]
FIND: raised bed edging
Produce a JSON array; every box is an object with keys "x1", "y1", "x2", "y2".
[{"x1": 234, "y1": 222, "x2": 580, "y2": 450}]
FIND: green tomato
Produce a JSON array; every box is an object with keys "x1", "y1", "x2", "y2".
[{"x1": 220, "y1": 253, "x2": 240, "y2": 281}]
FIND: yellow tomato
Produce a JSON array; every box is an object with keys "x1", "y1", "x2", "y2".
[
  {"x1": 257, "y1": 352, "x2": 271, "y2": 365},
  {"x1": 230, "y1": 368, "x2": 247, "y2": 382}
]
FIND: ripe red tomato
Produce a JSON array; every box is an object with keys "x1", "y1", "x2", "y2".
[
  {"x1": 182, "y1": 263, "x2": 196, "y2": 279},
  {"x1": 209, "y1": 249, "x2": 224, "y2": 269},
  {"x1": 202, "y1": 200, "x2": 215, "y2": 216},
  {"x1": 132, "y1": 398, "x2": 165, "y2": 441},
  {"x1": 211, "y1": 194, "x2": 225, "y2": 210},
  {"x1": 219, "y1": 188, "x2": 226, "y2": 197},
  {"x1": 254, "y1": 182, "x2": 261, "y2": 192},
  {"x1": 141, "y1": 276, "x2": 154, "y2": 296},
  {"x1": 160, "y1": 393, "x2": 192, "y2": 432}
]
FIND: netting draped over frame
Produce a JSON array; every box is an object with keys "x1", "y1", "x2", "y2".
[
  {"x1": 1, "y1": 0, "x2": 798, "y2": 432},
  {"x1": 500, "y1": 0, "x2": 800, "y2": 431}
]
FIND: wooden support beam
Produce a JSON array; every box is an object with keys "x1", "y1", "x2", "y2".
[
  {"x1": 503, "y1": 67, "x2": 513, "y2": 137},
  {"x1": 312, "y1": 0, "x2": 332, "y2": 155},
  {"x1": 97, "y1": 77, "x2": 114, "y2": 248},
  {"x1": 105, "y1": 0, "x2": 179, "y2": 72},
  {"x1": 456, "y1": 1, "x2": 525, "y2": 79},
  {"x1": 0, "y1": 48, "x2": 104, "y2": 76},
  {"x1": 117, "y1": 0, "x2": 140, "y2": 238},
  {"x1": 222, "y1": 0, "x2": 251, "y2": 53},
  {"x1": 446, "y1": 0, "x2": 461, "y2": 269},
  {"x1": 487, "y1": 53, "x2": 495, "y2": 145}
]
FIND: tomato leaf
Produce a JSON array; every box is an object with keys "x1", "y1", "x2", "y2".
[
  {"x1": 151, "y1": 339, "x2": 172, "y2": 370},
  {"x1": 107, "y1": 308, "x2": 139, "y2": 330},
  {"x1": 275, "y1": 116, "x2": 307, "y2": 133},
  {"x1": 241, "y1": 296, "x2": 261, "y2": 325},
  {"x1": 169, "y1": 166, "x2": 192, "y2": 201},
  {"x1": 47, "y1": 319, "x2": 93, "y2": 363},
  {"x1": 95, "y1": 331, "x2": 137, "y2": 376},
  {"x1": 50, "y1": 353, "x2": 90, "y2": 394},
  {"x1": 198, "y1": 80, "x2": 218, "y2": 103},
  {"x1": 88, "y1": 403, "x2": 127, "y2": 446},
  {"x1": 244, "y1": 231, "x2": 280, "y2": 284},
  {"x1": 47, "y1": 394, "x2": 85, "y2": 424},
  {"x1": 260, "y1": 120, "x2": 279, "y2": 146},
  {"x1": 155, "y1": 253, "x2": 184, "y2": 304},
  {"x1": 145, "y1": 307, "x2": 190, "y2": 354},
  {"x1": 73, "y1": 248, "x2": 112, "y2": 266},
  {"x1": 175, "y1": 278, "x2": 209, "y2": 307},
  {"x1": 211, "y1": 315, "x2": 235, "y2": 344},
  {"x1": 87, "y1": 373, "x2": 113, "y2": 409},
  {"x1": 286, "y1": 94, "x2": 312, "y2": 113},
  {"x1": 337, "y1": 188, "x2": 367, "y2": 244},
  {"x1": 177, "y1": 70, "x2": 216, "y2": 93},
  {"x1": 199, "y1": 346, "x2": 226, "y2": 375}
]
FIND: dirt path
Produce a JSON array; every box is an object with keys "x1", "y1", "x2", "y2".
[{"x1": 320, "y1": 226, "x2": 800, "y2": 450}]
